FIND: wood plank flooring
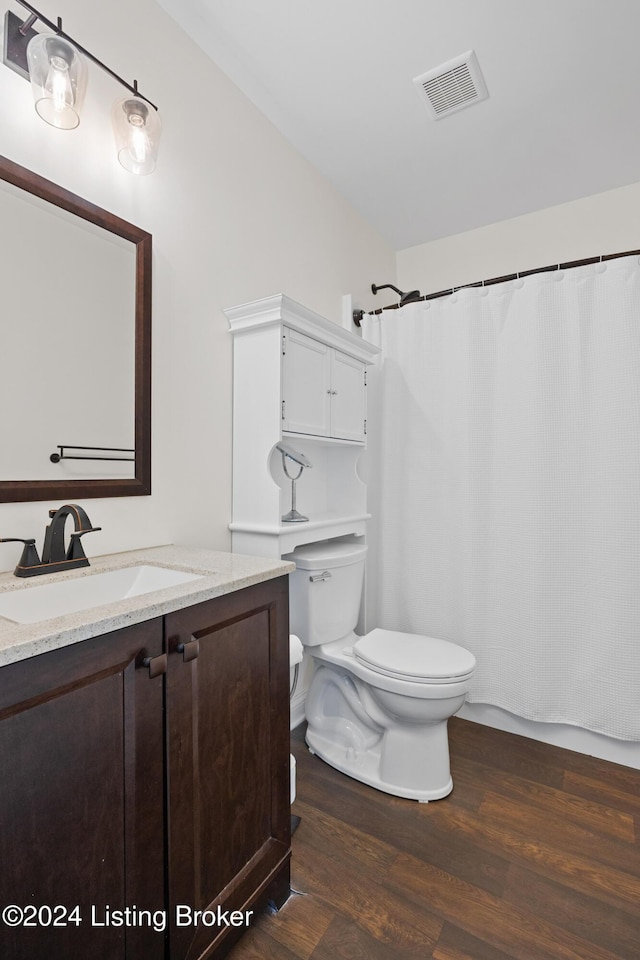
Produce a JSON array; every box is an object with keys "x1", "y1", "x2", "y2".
[{"x1": 229, "y1": 718, "x2": 640, "y2": 960}]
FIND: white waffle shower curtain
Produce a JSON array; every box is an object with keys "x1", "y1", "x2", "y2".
[{"x1": 363, "y1": 256, "x2": 640, "y2": 740}]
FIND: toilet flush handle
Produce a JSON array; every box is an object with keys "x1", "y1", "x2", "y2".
[{"x1": 309, "y1": 571, "x2": 332, "y2": 583}]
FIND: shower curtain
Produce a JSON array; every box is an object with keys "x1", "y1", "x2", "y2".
[{"x1": 363, "y1": 256, "x2": 640, "y2": 740}]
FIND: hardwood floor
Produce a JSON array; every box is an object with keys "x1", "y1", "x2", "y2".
[{"x1": 229, "y1": 718, "x2": 640, "y2": 960}]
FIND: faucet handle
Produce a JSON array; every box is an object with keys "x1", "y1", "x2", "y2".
[
  {"x1": 0, "y1": 538, "x2": 42, "y2": 575},
  {"x1": 67, "y1": 528, "x2": 102, "y2": 562}
]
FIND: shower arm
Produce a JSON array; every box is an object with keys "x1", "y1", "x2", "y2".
[{"x1": 371, "y1": 283, "x2": 403, "y2": 298}]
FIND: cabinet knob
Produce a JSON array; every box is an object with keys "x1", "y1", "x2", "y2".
[
  {"x1": 143, "y1": 653, "x2": 167, "y2": 678},
  {"x1": 177, "y1": 638, "x2": 200, "y2": 662}
]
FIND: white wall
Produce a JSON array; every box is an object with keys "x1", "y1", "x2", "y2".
[
  {"x1": 397, "y1": 180, "x2": 640, "y2": 292},
  {"x1": 0, "y1": 0, "x2": 395, "y2": 572}
]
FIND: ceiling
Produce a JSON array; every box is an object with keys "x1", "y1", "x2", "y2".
[{"x1": 157, "y1": 0, "x2": 640, "y2": 250}]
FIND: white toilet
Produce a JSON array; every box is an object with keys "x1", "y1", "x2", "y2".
[{"x1": 283, "y1": 540, "x2": 476, "y2": 802}]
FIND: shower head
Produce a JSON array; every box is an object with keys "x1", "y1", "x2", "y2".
[
  {"x1": 371, "y1": 282, "x2": 422, "y2": 307},
  {"x1": 399, "y1": 289, "x2": 422, "y2": 306}
]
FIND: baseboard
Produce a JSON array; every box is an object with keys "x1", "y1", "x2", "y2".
[{"x1": 458, "y1": 702, "x2": 640, "y2": 770}]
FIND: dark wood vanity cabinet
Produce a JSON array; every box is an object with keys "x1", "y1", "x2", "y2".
[
  {"x1": 0, "y1": 576, "x2": 291, "y2": 960},
  {"x1": 0, "y1": 617, "x2": 166, "y2": 960},
  {"x1": 165, "y1": 577, "x2": 291, "y2": 959}
]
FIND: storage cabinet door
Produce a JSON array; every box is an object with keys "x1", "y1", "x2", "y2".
[
  {"x1": 165, "y1": 577, "x2": 291, "y2": 960},
  {"x1": 330, "y1": 349, "x2": 366, "y2": 441},
  {"x1": 0, "y1": 620, "x2": 165, "y2": 960},
  {"x1": 282, "y1": 328, "x2": 331, "y2": 436}
]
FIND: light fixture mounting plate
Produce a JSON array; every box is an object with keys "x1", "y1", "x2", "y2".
[{"x1": 2, "y1": 9, "x2": 39, "y2": 81}]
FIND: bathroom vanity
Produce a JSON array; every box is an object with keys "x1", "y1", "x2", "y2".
[{"x1": 0, "y1": 546, "x2": 293, "y2": 960}]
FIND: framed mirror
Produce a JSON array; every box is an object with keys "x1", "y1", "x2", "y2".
[{"x1": 0, "y1": 154, "x2": 151, "y2": 502}]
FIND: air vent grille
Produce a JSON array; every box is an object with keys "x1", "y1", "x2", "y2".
[{"x1": 413, "y1": 50, "x2": 488, "y2": 119}]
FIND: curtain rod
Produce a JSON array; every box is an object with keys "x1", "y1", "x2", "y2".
[{"x1": 352, "y1": 247, "x2": 640, "y2": 327}]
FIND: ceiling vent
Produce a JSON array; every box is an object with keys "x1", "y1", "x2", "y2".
[{"x1": 413, "y1": 50, "x2": 488, "y2": 120}]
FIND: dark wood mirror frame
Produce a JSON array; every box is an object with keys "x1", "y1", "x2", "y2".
[{"x1": 0, "y1": 154, "x2": 151, "y2": 503}]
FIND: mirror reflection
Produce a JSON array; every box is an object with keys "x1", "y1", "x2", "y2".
[{"x1": 1, "y1": 178, "x2": 135, "y2": 481}]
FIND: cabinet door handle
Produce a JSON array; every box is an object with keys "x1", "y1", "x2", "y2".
[
  {"x1": 143, "y1": 653, "x2": 168, "y2": 678},
  {"x1": 177, "y1": 638, "x2": 200, "y2": 662}
]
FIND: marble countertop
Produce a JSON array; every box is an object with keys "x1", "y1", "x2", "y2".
[{"x1": 0, "y1": 545, "x2": 294, "y2": 667}]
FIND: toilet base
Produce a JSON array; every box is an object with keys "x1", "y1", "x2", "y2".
[
  {"x1": 305, "y1": 725, "x2": 454, "y2": 802},
  {"x1": 303, "y1": 659, "x2": 460, "y2": 802}
]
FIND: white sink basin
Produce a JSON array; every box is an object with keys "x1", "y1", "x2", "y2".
[{"x1": 0, "y1": 565, "x2": 204, "y2": 624}]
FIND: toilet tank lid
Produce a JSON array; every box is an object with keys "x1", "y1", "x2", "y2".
[{"x1": 282, "y1": 541, "x2": 367, "y2": 570}]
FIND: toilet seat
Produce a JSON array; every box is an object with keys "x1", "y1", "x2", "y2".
[{"x1": 354, "y1": 628, "x2": 476, "y2": 684}]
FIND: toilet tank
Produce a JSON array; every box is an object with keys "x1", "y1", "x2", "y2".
[{"x1": 283, "y1": 541, "x2": 367, "y2": 647}]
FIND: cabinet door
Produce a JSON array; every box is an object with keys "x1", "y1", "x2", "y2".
[
  {"x1": 282, "y1": 328, "x2": 331, "y2": 436},
  {"x1": 165, "y1": 577, "x2": 291, "y2": 960},
  {"x1": 330, "y1": 349, "x2": 366, "y2": 441},
  {"x1": 0, "y1": 620, "x2": 165, "y2": 960}
]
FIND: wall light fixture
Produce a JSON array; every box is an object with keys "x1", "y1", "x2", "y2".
[{"x1": 2, "y1": 2, "x2": 161, "y2": 174}]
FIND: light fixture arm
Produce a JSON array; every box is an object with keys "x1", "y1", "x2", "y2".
[
  {"x1": 17, "y1": 12, "x2": 37, "y2": 33},
  {"x1": 13, "y1": 0, "x2": 158, "y2": 111}
]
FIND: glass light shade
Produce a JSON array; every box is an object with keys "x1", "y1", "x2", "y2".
[
  {"x1": 26, "y1": 34, "x2": 87, "y2": 130},
  {"x1": 112, "y1": 97, "x2": 161, "y2": 175}
]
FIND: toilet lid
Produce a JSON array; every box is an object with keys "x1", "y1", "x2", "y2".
[{"x1": 354, "y1": 629, "x2": 476, "y2": 683}]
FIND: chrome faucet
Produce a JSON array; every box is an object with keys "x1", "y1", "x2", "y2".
[{"x1": 1, "y1": 504, "x2": 101, "y2": 578}]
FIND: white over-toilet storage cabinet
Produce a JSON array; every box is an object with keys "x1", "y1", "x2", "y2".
[{"x1": 225, "y1": 294, "x2": 380, "y2": 559}]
